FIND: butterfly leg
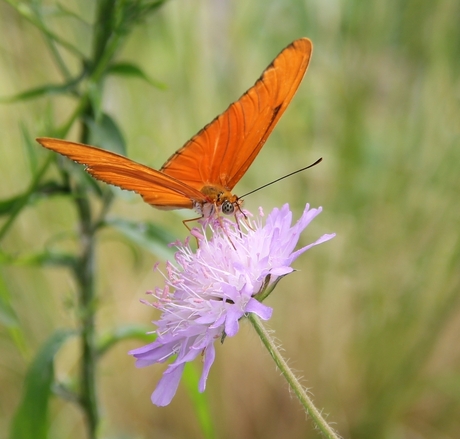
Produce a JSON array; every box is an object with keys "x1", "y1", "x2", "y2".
[
  {"x1": 182, "y1": 216, "x2": 205, "y2": 248},
  {"x1": 182, "y1": 216, "x2": 202, "y2": 232},
  {"x1": 233, "y1": 203, "x2": 255, "y2": 236}
]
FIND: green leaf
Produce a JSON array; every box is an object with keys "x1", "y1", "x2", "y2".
[
  {"x1": 20, "y1": 123, "x2": 39, "y2": 174},
  {"x1": 35, "y1": 180, "x2": 70, "y2": 197},
  {"x1": 76, "y1": 112, "x2": 126, "y2": 198},
  {"x1": 0, "y1": 80, "x2": 79, "y2": 103},
  {"x1": 4, "y1": 0, "x2": 84, "y2": 58},
  {"x1": 0, "y1": 274, "x2": 27, "y2": 355},
  {"x1": 9, "y1": 330, "x2": 76, "y2": 439},
  {"x1": 0, "y1": 249, "x2": 77, "y2": 268},
  {"x1": 0, "y1": 154, "x2": 53, "y2": 243},
  {"x1": 0, "y1": 275, "x2": 19, "y2": 327},
  {"x1": 127, "y1": 0, "x2": 169, "y2": 22},
  {"x1": 106, "y1": 217, "x2": 175, "y2": 260},
  {"x1": 87, "y1": 80, "x2": 104, "y2": 122},
  {"x1": 0, "y1": 296, "x2": 19, "y2": 327},
  {"x1": 97, "y1": 324, "x2": 154, "y2": 357},
  {"x1": 53, "y1": 3, "x2": 92, "y2": 25},
  {"x1": 0, "y1": 195, "x2": 22, "y2": 216},
  {"x1": 0, "y1": 182, "x2": 69, "y2": 217},
  {"x1": 85, "y1": 112, "x2": 127, "y2": 156},
  {"x1": 23, "y1": 251, "x2": 77, "y2": 267},
  {"x1": 107, "y1": 62, "x2": 167, "y2": 89},
  {"x1": 183, "y1": 362, "x2": 216, "y2": 439}
]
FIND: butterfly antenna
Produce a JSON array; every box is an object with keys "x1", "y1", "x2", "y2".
[{"x1": 240, "y1": 157, "x2": 322, "y2": 198}]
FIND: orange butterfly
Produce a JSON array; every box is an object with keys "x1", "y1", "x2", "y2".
[{"x1": 37, "y1": 38, "x2": 312, "y2": 218}]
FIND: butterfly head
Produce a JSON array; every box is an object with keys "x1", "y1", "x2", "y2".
[{"x1": 199, "y1": 185, "x2": 242, "y2": 218}]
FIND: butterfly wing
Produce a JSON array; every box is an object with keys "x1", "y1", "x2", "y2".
[
  {"x1": 36, "y1": 137, "x2": 207, "y2": 210},
  {"x1": 160, "y1": 37, "x2": 312, "y2": 191},
  {"x1": 37, "y1": 38, "x2": 312, "y2": 212}
]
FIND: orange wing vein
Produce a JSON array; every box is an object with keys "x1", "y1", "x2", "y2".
[
  {"x1": 36, "y1": 137, "x2": 207, "y2": 210},
  {"x1": 160, "y1": 37, "x2": 312, "y2": 191}
]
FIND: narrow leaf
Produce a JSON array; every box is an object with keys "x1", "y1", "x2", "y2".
[
  {"x1": 20, "y1": 123, "x2": 39, "y2": 174},
  {"x1": 0, "y1": 275, "x2": 19, "y2": 328},
  {"x1": 9, "y1": 330, "x2": 76, "y2": 439},
  {"x1": 0, "y1": 154, "x2": 53, "y2": 243},
  {"x1": 87, "y1": 81, "x2": 103, "y2": 122},
  {"x1": 0, "y1": 195, "x2": 22, "y2": 216},
  {"x1": 97, "y1": 324, "x2": 154, "y2": 357},
  {"x1": 106, "y1": 217, "x2": 175, "y2": 260},
  {"x1": 85, "y1": 112, "x2": 127, "y2": 156},
  {"x1": 0, "y1": 274, "x2": 28, "y2": 356},
  {"x1": 108, "y1": 62, "x2": 166, "y2": 89},
  {"x1": 0, "y1": 81, "x2": 77, "y2": 103},
  {"x1": 0, "y1": 247, "x2": 76, "y2": 268},
  {"x1": 4, "y1": 0, "x2": 83, "y2": 58},
  {"x1": 0, "y1": 182, "x2": 69, "y2": 217},
  {"x1": 183, "y1": 362, "x2": 216, "y2": 439}
]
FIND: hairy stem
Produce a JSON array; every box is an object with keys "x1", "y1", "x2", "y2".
[{"x1": 248, "y1": 313, "x2": 341, "y2": 439}]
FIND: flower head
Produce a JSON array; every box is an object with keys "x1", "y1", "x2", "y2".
[{"x1": 129, "y1": 203, "x2": 335, "y2": 406}]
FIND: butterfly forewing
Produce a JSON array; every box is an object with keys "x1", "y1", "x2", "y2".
[
  {"x1": 160, "y1": 37, "x2": 312, "y2": 191},
  {"x1": 36, "y1": 138, "x2": 206, "y2": 209}
]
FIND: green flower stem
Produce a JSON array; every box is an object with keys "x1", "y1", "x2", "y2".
[{"x1": 248, "y1": 313, "x2": 341, "y2": 439}]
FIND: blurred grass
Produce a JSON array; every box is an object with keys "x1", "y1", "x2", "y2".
[{"x1": 1, "y1": 0, "x2": 460, "y2": 438}]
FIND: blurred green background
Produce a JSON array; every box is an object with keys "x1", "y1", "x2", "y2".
[{"x1": 1, "y1": 0, "x2": 460, "y2": 438}]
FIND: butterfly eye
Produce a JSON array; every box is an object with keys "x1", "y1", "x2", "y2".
[{"x1": 221, "y1": 200, "x2": 235, "y2": 215}]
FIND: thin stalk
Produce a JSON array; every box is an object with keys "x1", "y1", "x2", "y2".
[
  {"x1": 73, "y1": 185, "x2": 99, "y2": 439},
  {"x1": 67, "y1": 3, "x2": 121, "y2": 436},
  {"x1": 4, "y1": 0, "x2": 84, "y2": 58},
  {"x1": 248, "y1": 313, "x2": 341, "y2": 439},
  {"x1": 35, "y1": 5, "x2": 73, "y2": 81},
  {"x1": 72, "y1": 70, "x2": 99, "y2": 439}
]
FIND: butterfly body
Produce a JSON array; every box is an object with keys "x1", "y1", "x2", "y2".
[
  {"x1": 37, "y1": 38, "x2": 312, "y2": 218},
  {"x1": 198, "y1": 186, "x2": 239, "y2": 215}
]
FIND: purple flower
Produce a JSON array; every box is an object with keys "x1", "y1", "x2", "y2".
[{"x1": 129, "y1": 203, "x2": 335, "y2": 406}]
